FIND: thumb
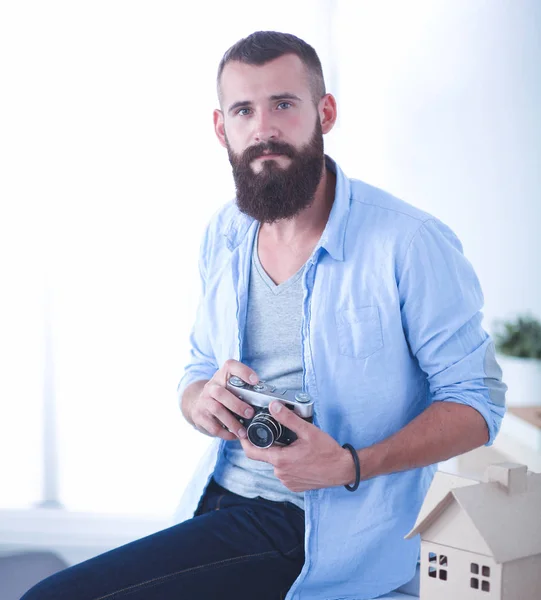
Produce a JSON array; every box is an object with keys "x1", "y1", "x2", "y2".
[{"x1": 269, "y1": 401, "x2": 310, "y2": 437}]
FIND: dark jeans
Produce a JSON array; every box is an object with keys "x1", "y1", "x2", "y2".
[{"x1": 21, "y1": 479, "x2": 305, "y2": 600}]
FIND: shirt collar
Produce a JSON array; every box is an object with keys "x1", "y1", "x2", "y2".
[
  {"x1": 224, "y1": 154, "x2": 352, "y2": 262},
  {"x1": 317, "y1": 155, "x2": 351, "y2": 262}
]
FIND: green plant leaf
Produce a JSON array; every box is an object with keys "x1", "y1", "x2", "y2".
[{"x1": 494, "y1": 313, "x2": 541, "y2": 359}]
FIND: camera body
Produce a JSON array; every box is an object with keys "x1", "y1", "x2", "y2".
[{"x1": 226, "y1": 376, "x2": 314, "y2": 448}]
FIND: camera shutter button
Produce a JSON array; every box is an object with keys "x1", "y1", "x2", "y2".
[
  {"x1": 295, "y1": 392, "x2": 310, "y2": 403},
  {"x1": 229, "y1": 376, "x2": 246, "y2": 387},
  {"x1": 253, "y1": 382, "x2": 267, "y2": 392}
]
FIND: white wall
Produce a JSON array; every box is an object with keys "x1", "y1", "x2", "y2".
[
  {"x1": 0, "y1": 0, "x2": 333, "y2": 515},
  {"x1": 327, "y1": 0, "x2": 541, "y2": 332}
]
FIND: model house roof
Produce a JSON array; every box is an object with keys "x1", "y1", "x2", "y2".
[{"x1": 406, "y1": 463, "x2": 541, "y2": 564}]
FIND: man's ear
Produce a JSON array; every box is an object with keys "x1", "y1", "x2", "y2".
[
  {"x1": 319, "y1": 93, "x2": 338, "y2": 135},
  {"x1": 213, "y1": 109, "x2": 227, "y2": 148}
]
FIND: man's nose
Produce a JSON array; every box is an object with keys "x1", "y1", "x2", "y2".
[{"x1": 253, "y1": 110, "x2": 279, "y2": 143}]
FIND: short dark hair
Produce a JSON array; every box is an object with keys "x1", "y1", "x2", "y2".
[{"x1": 217, "y1": 31, "x2": 326, "y2": 105}]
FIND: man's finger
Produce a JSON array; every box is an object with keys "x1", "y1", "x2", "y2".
[
  {"x1": 211, "y1": 385, "x2": 255, "y2": 420},
  {"x1": 221, "y1": 359, "x2": 259, "y2": 387},
  {"x1": 238, "y1": 437, "x2": 272, "y2": 463},
  {"x1": 197, "y1": 414, "x2": 237, "y2": 441},
  {"x1": 269, "y1": 401, "x2": 312, "y2": 438},
  {"x1": 239, "y1": 436, "x2": 283, "y2": 464}
]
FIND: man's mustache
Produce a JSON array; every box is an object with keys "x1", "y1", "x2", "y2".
[{"x1": 241, "y1": 141, "x2": 296, "y2": 163}]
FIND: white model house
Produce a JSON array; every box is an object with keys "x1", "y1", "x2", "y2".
[{"x1": 405, "y1": 463, "x2": 541, "y2": 599}]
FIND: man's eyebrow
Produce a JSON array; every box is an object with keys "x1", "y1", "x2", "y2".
[
  {"x1": 227, "y1": 93, "x2": 303, "y2": 115},
  {"x1": 269, "y1": 93, "x2": 303, "y2": 102}
]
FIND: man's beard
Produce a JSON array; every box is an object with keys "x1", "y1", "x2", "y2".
[{"x1": 226, "y1": 120, "x2": 324, "y2": 224}]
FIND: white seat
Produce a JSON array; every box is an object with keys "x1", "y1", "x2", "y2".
[
  {"x1": 376, "y1": 563, "x2": 420, "y2": 599},
  {"x1": 0, "y1": 551, "x2": 68, "y2": 600}
]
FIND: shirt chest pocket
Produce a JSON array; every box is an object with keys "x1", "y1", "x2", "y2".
[{"x1": 336, "y1": 306, "x2": 384, "y2": 359}]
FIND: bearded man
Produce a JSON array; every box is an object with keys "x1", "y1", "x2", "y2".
[{"x1": 22, "y1": 30, "x2": 506, "y2": 600}]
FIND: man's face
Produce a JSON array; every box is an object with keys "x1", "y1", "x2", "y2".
[{"x1": 216, "y1": 54, "x2": 325, "y2": 223}]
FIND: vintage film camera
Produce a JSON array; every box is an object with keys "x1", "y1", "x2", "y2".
[{"x1": 226, "y1": 376, "x2": 314, "y2": 448}]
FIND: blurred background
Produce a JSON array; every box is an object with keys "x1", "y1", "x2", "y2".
[{"x1": 1, "y1": 0, "x2": 540, "y2": 593}]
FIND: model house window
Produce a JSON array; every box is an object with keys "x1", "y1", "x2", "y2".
[
  {"x1": 428, "y1": 553, "x2": 448, "y2": 581},
  {"x1": 471, "y1": 563, "x2": 491, "y2": 592}
]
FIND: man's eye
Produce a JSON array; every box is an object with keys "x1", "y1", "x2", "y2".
[
  {"x1": 237, "y1": 108, "x2": 251, "y2": 116},
  {"x1": 277, "y1": 102, "x2": 292, "y2": 110}
]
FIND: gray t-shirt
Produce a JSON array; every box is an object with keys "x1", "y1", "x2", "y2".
[{"x1": 213, "y1": 226, "x2": 306, "y2": 509}]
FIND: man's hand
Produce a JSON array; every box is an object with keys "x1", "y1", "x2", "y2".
[
  {"x1": 187, "y1": 360, "x2": 259, "y2": 441},
  {"x1": 239, "y1": 401, "x2": 355, "y2": 492}
]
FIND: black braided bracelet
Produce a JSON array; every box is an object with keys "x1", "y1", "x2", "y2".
[{"x1": 342, "y1": 443, "x2": 361, "y2": 492}]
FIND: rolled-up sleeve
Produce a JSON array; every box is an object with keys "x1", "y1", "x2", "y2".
[
  {"x1": 176, "y1": 228, "x2": 218, "y2": 402},
  {"x1": 398, "y1": 218, "x2": 507, "y2": 445}
]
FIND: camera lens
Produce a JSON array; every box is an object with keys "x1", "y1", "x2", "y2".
[
  {"x1": 247, "y1": 413, "x2": 282, "y2": 448},
  {"x1": 252, "y1": 425, "x2": 271, "y2": 446}
]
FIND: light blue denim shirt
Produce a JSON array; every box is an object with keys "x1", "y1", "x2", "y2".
[{"x1": 174, "y1": 156, "x2": 506, "y2": 600}]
